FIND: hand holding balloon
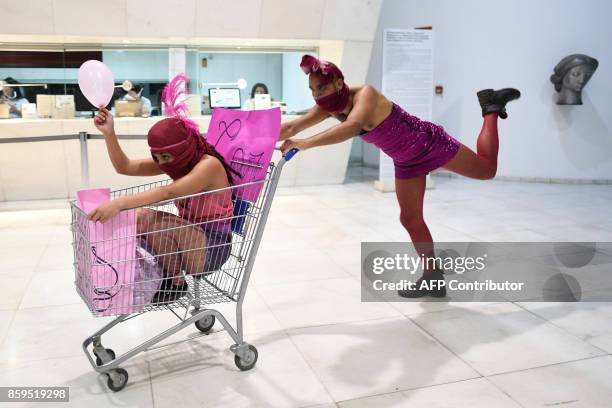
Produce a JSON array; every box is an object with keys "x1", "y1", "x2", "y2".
[
  {"x1": 78, "y1": 60, "x2": 115, "y2": 109},
  {"x1": 94, "y1": 108, "x2": 115, "y2": 136}
]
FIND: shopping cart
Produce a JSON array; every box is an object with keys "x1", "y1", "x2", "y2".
[{"x1": 70, "y1": 148, "x2": 298, "y2": 392}]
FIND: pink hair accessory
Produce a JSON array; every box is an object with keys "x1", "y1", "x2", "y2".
[
  {"x1": 161, "y1": 73, "x2": 200, "y2": 135},
  {"x1": 299, "y1": 54, "x2": 344, "y2": 80}
]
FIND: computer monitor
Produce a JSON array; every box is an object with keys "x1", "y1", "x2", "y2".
[{"x1": 208, "y1": 88, "x2": 241, "y2": 109}]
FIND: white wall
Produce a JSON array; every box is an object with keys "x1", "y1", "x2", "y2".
[
  {"x1": 0, "y1": 0, "x2": 381, "y2": 41},
  {"x1": 366, "y1": 0, "x2": 612, "y2": 181}
]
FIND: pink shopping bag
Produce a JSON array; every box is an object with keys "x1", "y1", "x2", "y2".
[
  {"x1": 206, "y1": 107, "x2": 281, "y2": 201},
  {"x1": 76, "y1": 188, "x2": 138, "y2": 316}
]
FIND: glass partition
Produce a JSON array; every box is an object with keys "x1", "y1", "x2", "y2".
[
  {"x1": 0, "y1": 45, "x2": 316, "y2": 118},
  {"x1": 194, "y1": 51, "x2": 314, "y2": 114}
]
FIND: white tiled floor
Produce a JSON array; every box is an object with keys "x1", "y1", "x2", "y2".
[{"x1": 1, "y1": 174, "x2": 612, "y2": 407}]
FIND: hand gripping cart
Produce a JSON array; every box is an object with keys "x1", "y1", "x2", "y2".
[{"x1": 70, "y1": 148, "x2": 298, "y2": 392}]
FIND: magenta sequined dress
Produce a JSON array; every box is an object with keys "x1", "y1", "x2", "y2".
[{"x1": 360, "y1": 103, "x2": 461, "y2": 179}]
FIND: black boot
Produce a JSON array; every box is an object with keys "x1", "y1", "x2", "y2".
[
  {"x1": 398, "y1": 269, "x2": 447, "y2": 298},
  {"x1": 477, "y1": 88, "x2": 521, "y2": 119},
  {"x1": 151, "y1": 278, "x2": 189, "y2": 305}
]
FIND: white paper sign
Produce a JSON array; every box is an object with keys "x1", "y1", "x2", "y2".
[
  {"x1": 55, "y1": 95, "x2": 74, "y2": 109},
  {"x1": 254, "y1": 94, "x2": 272, "y2": 110},
  {"x1": 21, "y1": 103, "x2": 38, "y2": 119},
  {"x1": 377, "y1": 28, "x2": 435, "y2": 191}
]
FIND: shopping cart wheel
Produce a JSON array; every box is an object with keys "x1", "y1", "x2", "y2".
[
  {"x1": 106, "y1": 368, "x2": 128, "y2": 392},
  {"x1": 94, "y1": 348, "x2": 116, "y2": 366},
  {"x1": 234, "y1": 345, "x2": 258, "y2": 371},
  {"x1": 195, "y1": 315, "x2": 216, "y2": 333}
]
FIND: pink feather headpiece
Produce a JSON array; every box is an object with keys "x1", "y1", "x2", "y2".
[
  {"x1": 161, "y1": 73, "x2": 200, "y2": 135},
  {"x1": 148, "y1": 73, "x2": 240, "y2": 182}
]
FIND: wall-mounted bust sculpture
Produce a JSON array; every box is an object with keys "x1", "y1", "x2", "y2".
[{"x1": 550, "y1": 54, "x2": 598, "y2": 105}]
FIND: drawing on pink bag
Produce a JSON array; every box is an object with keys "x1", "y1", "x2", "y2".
[
  {"x1": 76, "y1": 188, "x2": 138, "y2": 316},
  {"x1": 206, "y1": 107, "x2": 281, "y2": 202}
]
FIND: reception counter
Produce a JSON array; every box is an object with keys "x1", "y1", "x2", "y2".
[{"x1": 0, "y1": 115, "x2": 351, "y2": 201}]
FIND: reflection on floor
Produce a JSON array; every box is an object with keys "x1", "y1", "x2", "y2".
[
  {"x1": 1, "y1": 174, "x2": 612, "y2": 407},
  {"x1": 344, "y1": 164, "x2": 378, "y2": 184}
]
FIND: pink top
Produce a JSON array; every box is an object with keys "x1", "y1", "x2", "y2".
[{"x1": 175, "y1": 189, "x2": 234, "y2": 233}]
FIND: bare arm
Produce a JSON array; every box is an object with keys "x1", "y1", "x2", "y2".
[
  {"x1": 278, "y1": 104, "x2": 330, "y2": 141},
  {"x1": 280, "y1": 86, "x2": 378, "y2": 153},
  {"x1": 88, "y1": 158, "x2": 220, "y2": 222},
  {"x1": 94, "y1": 108, "x2": 164, "y2": 177}
]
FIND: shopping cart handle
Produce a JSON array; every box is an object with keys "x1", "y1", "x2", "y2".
[
  {"x1": 284, "y1": 148, "x2": 299, "y2": 161},
  {"x1": 275, "y1": 147, "x2": 299, "y2": 162}
]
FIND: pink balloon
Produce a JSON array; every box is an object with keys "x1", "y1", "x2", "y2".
[{"x1": 78, "y1": 60, "x2": 114, "y2": 109}]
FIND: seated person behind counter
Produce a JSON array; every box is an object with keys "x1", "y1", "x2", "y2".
[
  {"x1": 1, "y1": 77, "x2": 30, "y2": 118},
  {"x1": 115, "y1": 82, "x2": 152, "y2": 117},
  {"x1": 243, "y1": 83, "x2": 272, "y2": 110},
  {"x1": 243, "y1": 82, "x2": 286, "y2": 112}
]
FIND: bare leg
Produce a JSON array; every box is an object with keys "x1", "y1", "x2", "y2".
[
  {"x1": 137, "y1": 209, "x2": 208, "y2": 286},
  {"x1": 442, "y1": 113, "x2": 499, "y2": 180},
  {"x1": 395, "y1": 176, "x2": 437, "y2": 276}
]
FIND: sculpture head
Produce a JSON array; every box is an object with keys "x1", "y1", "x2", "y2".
[{"x1": 550, "y1": 54, "x2": 598, "y2": 105}]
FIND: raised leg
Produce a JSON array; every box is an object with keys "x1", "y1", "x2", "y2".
[
  {"x1": 442, "y1": 87, "x2": 520, "y2": 180},
  {"x1": 442, "y1": 113, "x2": 499, "y2": 180}
]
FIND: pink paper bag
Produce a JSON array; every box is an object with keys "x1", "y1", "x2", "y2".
[
  {"x1": 76, "y1": 188, "x2": 138, "y2": 316},
  {"x1": 206, "y1": 107, "x2": 281, "y2": 201}
]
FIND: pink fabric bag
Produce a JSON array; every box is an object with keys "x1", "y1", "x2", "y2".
[
  {"x1": 76, "y1": 188, "x2": 138, "y2": 316},
  {"x1": 206, "y1": 107, "x2": 281, "y2": 201}
]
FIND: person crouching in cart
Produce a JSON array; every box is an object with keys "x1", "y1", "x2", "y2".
[{"x1": 89, "y1": 74, "x2": 239, "y2": 304}]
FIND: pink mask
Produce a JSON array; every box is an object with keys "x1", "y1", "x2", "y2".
[
  {"x1": 315, "y1": 83, "x2": 350, "y2": 113},
  {"x1": 300, "y1": 54, "x2": 349, "y2": 113}
]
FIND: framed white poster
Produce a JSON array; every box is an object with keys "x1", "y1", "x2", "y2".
[{"x1": 377, "y1": 28, "x2": 435, "y2": 191}]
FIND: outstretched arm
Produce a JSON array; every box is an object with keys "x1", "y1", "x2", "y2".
[
  {"x1": 280, "y1": 86, "x2": 378, "y2": 154},
  {"x1": 278, "y1": 104, "x2": 330, "y2": 141},
  {"x1": 94, "y1": 108, "x2": 163, "y2": 177},
  {"x1": 88, "y1": 158, "x2": 219, "y2": 222}
]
